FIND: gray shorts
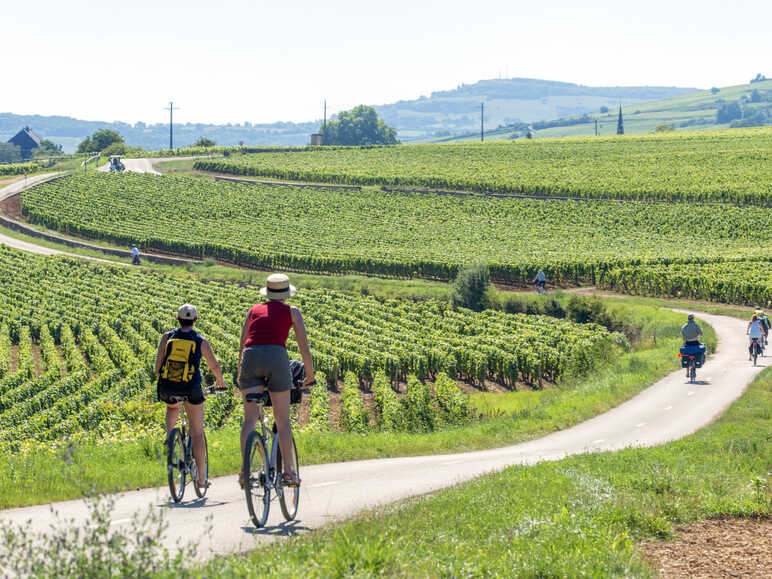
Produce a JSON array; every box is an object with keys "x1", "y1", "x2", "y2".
[{"x1": 239, "y1": 345, "x2": 292, "y2": 392}]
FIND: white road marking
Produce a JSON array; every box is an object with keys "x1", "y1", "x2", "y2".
[
  {"x1": 308, "y1": 481, "x2": 339, "y2": 489},
  {"x1": 110, "y1": 518, "x2": 133, "y2": 526},
  {"x1": 664, "y1": 406, "x2": 673, "y2": 411},
  {"x1": 636, "y1": 422, "x2": 646, "y2": 428},
  {"x1": 687, "y1": 391, "x2": 695, "y2": 396},
  {"x1": 442, "y1": 459, "x2": 465, "y2": 465},
  {"x1": 591, "y1": 439, "x2": 605, "y2": 444}
]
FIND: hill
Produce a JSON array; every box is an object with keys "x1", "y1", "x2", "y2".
[
  {"x1": 375, "y1": 78, "x2": 695, "y2": 140},
  {"x1": 0, "y1": 78, "x2": 694, "y2": 152},
  {"x1": 436, "y1": 78, "x2": 772, "y2": 142}
]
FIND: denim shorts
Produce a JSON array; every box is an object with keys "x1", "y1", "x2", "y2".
[{"x1": 239, "y1": 345, "x2": 292, "y2": 392}]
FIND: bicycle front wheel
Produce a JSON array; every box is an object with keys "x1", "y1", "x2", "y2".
[
  {"x1": 167, "y1": 428, "x2": 186, "y2": 503},
  {"x1": 244, "y1": 430, "x2": 270, "y2": 527},
  {"x1": 192, "y1": 432, "x2": 209, "y2": 499},
  {"x1": 277, "y1": 433, "x2": 300, "y2": 521}
]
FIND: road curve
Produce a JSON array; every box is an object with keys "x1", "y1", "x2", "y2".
[{"x1": 0, "y1": 310, "x2": 764, "y2": 559}]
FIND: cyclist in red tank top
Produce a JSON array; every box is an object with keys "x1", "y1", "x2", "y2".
[
  {"x1": 238, "y1": 274, "x2": 315, "y2": 486},
  {"x1": 244, "y1": 301, "x2": 293, "y2": 348}
]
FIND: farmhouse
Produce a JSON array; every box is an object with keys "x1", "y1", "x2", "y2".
[{"x1": 7, "y1": 126, "x2": 41, "y2": 158}]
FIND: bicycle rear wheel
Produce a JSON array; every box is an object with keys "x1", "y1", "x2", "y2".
[
  {"x1": 244, "y1": 430, "x2": 270, "y2": 527},
  {"x1": 277, "y1": 433, "x2": 300, "y2": 521},
  {"x1": 167, "y1": 428, "x2": 186, "y2": 503},
  {"x1": 192, "y1": 432, "x2": 209, "y2": 498},
  {"x1": 689, "y1": 361, "x2": 696, "y2": 383}
]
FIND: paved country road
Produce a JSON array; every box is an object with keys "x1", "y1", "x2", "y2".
[{"x1": 0, "y1": 310, "x2": 764, "y2": 560}]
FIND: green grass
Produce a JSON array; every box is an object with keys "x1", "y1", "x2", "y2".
[
  {"x1": 0, "y1": 223, "x2": 128, "y2": 263},
  {"x1": 0, "y1": 303, "x2": 698, "y2": 508},
  {"x1": 192, "y1": 368, "x2": 772, "y2": 578}
]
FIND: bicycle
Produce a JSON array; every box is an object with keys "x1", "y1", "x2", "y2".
[
  {"x1": 242, "y1": 379, "x2": 310, "y2": 527},
  {"x1": 166, "y1": 386, "x2": 221, "y2": 503},
  {"x1": 750, "y1": 337, "x2": 762, "y2": 366}
]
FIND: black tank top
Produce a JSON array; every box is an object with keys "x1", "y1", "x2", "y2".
[{"x1": 165, "y1": 328, "x2": 203, "y2": 385}]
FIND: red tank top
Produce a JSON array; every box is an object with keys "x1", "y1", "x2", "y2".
[{"x1": 244, "y1": 301, "x2": 292, "y2": 348}]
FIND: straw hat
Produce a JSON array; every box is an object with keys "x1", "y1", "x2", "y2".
[{"x1": 260, "y1": 274, "x2": 296, "y2": 300}]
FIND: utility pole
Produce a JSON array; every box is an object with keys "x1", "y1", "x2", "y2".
[
  {"x1": 165, "y1": 102, "x2": 179, "y2": 150},
  {"x1": 595, "y1": 118, "x2": 599, "y2": 136},
  {"x1": 481, "y1": 102, "x2": 484, "y2": 142}
]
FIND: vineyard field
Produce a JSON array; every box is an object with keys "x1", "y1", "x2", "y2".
[
  {"x1": 21, "y1": 172, "x2": 772, "y2": 283},
  {"x1": 0, "y1": 246, "x2": 618, "y2": 452},
  {"x1": 0, "y1": 161, "x2": 41, "y2": 176},
  {"x1": 602, "y1": 261, "x2": 772, "y2": 306},
  {"x1": 192, "y1": 128, "x2": 772, "y2": 204}
]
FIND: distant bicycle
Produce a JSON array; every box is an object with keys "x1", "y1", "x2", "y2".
[
  {"x1": 242, "y1": 378, "x2": 309, "y2": 527},
  {"x1": 750, "y1": 337, "x2": 762, "y2": 366},
  {"x1": 166, "y1": 387, "x2": 221, "y2": 502},
  {"x1": 679, "y1": 343, "x2": 705, "y2": 383}
]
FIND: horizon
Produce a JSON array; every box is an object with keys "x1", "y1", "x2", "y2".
[
  {"x1": 5, "y1": 0, "x2": 770, "y2": 126},
  {"x1": 2, "y1": 75, "x2": 711, "y2": 128}
]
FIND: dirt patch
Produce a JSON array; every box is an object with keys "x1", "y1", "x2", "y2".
[
  {"x1": 0, "y1": 193, "x2": 21, "y2": 218},
  {"x1": 30, "y1": 344, "x2": 43, "y2": 377},
  {"x1": 8, "y1": 346, "x2": 18, "y2": 374},
  {"x1": 639, "y1": 517, "x2": 772, "y2": 578}
]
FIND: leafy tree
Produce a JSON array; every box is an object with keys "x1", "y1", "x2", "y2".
[
  {"x1": 101, "y1": 142, "x2": 128, "y2": 156},
  {"x1": 654, "y1": 123, "x2": 674, "y2": 132},
  {"x1": 34, "y1": 139, "x2": 63, "y2": 157},
  {"x1": 730, "y1": 107, "x2": 769, "y2": 128},
  {"x1": 750, "y1": 73, "x2": 767, "y2": 84},
  {"x1": 192, "y1": 137, "x2": 216, "y2": 147},
  {"x1": 0, "y1": 143, "x2": 22, "y2": 163},
  {"x1": 710, "y1": 87, "x2": 720, "y2": 94},
  {"x1": 77, "y1": 129, "x2": 125, "y2": 153},
  {"x1": 321, "y1": 105, "x2": 398, "y2": 146},
  {"x1": 716, "y1": 101, "x2": 742, "y2": 123},
  {"x1": 599, "y1": 106, "x2": 609, "y2": 113},
  {"x1": 451, "y1": 263, "x2": 490, "y2": 312},
  {"x1": 750, "y1": 89, "x2": 762, "y2": 103}
]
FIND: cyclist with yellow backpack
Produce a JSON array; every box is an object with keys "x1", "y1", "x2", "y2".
[{"x1": 156, "y1": 304, "x2": 227, "y2": 489}]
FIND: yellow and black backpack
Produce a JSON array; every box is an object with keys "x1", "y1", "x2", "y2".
[{"x1": 160, "y1": 332, "x2": 199, "y2": 384}]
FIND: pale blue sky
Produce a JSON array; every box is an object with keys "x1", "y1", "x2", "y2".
[{"x1": 4, "y1": 0, "x2": 770, "y2": 125}]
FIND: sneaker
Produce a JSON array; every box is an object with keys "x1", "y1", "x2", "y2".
[{"x1": 281, "y1": 472, "x2": 300, "y2": 487}]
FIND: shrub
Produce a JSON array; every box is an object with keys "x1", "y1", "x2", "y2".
[
  {"x1": 451, "y1": 263, "x2": 490, "y2": 312},
  {"x1": 306, "y1": 371, "x2": 330, "y2": 432},
  {"x1": 400, "y1": 375, "x2": 435, "y2": 432},
  {"x1": 372, "y1": 372, "x2": 399, "y2": 431},
  {"x1": 433, "y1": 372, "x2": 470, "y2": 426},
  {"x1": 340, "y1": 372, "x2": 368, "y2": 433}
]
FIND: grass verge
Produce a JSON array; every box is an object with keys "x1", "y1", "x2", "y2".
[
  {"x1": 194, "y1": 368, "x2": 771, "y2": 578},
  {"x1": 0, "y1": 304, "x2": 704, "y2": 508}
]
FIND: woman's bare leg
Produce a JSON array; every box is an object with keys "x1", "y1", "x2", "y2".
[{"x1": 269, "y1": 390, "x2": 296, "y2": 475}]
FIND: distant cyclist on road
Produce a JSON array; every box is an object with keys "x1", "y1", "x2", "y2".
[
  {"x1": 681, "y1": 314, "x2": 703, "y2": 346},
  {"x1": 532, "y1": 269, "x2": 547, "y2": 293},
  {"x1": 238, "y1": 274, "x2": 315, "y2": 487},
  {"x1": 130, "y1": 244, "x2": 141, "y2": 265},
  {"x1": 681, "y1": 314, "x2": 705, "y2": 375},
  {"x1": 755, "y1": 307, "x2": 770, "y2": 345},
  {"x1": 747, "y1": 314, "x2": 766, "y2": 360},
  {"x1": 156, "y1": 304, "x2": 227, "y2": 489}
]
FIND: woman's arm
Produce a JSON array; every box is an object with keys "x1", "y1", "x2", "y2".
[
  {"x1": 291, "y1": 307, "x2": 315, "y2": 384},
  {"x1": 201, "y1": 339, "x2": 227, "y2": 389},
  {"x1": 154, "y1": 333, "x2": 169, "y2": 376}
]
